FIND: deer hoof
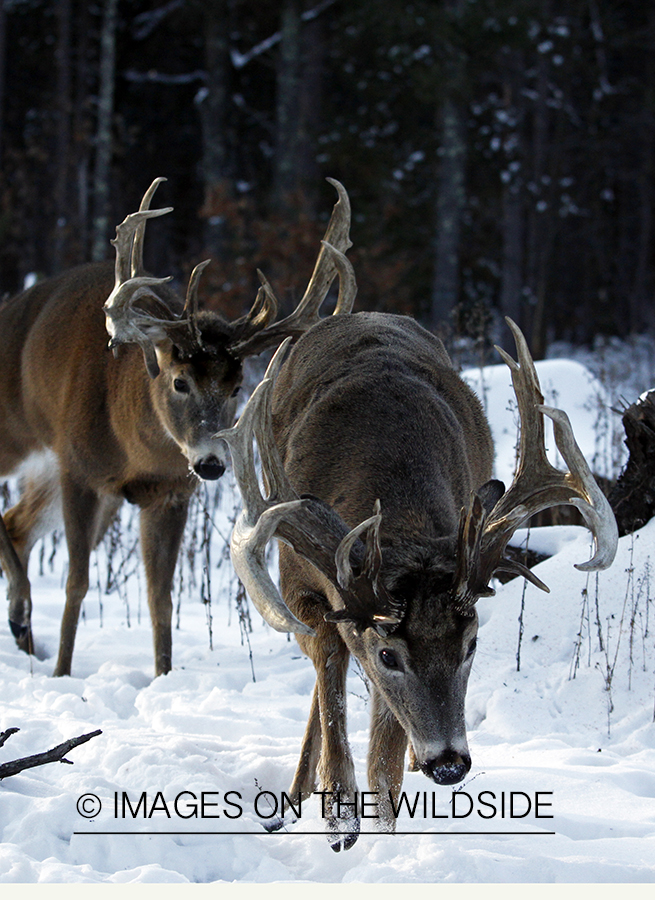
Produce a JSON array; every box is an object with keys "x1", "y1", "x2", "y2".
[
  {"x1": 9, "y1": 618, "x2": 33, "y2": 654},
  {"x1": 327, "y1": 814, "x2": 360, "y2": 852},
  {"x1": 262, "y1": 810, "x2": 297, "y2": 833}
]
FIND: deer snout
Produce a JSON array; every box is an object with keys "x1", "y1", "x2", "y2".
[
  {"x1": 421, "y1": 749, "x2": 471, "y2": 786},
  {"x1": 192, "y1": 455, "x2": 226, "y2": 480}
]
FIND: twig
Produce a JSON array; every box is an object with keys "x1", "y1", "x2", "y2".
[
  {"x1": 515, "y1": 528, "x2": 531, "y2": 672},
  {"x1": 0, "y1": 727, "x2": 20, "y2": 749},
  {"x1": 0, "y1": 729, "x2": 102, "y2": 779}
]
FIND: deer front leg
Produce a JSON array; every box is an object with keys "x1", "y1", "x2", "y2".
[
  {"x1": 368, "y1": 685, "x2": 407, "y2": 832},
  {"x1": 308, "y1": 624, "x2": 359, "y2": 851},
  {"x1": 54, "y1": 475, "x2": 101, "y2": 677},
  {"x1": 264, "y1": 680, "x2": 320, "y2": 834},
  {"x1": 139, "y1": 496, "x2": 189, "y2": 677}
]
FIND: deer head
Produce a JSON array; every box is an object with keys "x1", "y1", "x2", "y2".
[{"x1": 102, "y1": 177, "x2": 357, "y2": 482}]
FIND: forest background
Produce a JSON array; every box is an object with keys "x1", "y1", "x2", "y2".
[{"x1": 0, "y1": 0, "x2": 653, "y2": 360}]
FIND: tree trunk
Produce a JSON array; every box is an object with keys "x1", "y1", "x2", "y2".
[
  {"x1": 197, "y1": 0, "x2": 233, "y2": 263},
  {"x1": 497, "y1": 58, "x2": 525, "y2": 351},
  {"x1": 0, "y1": 1, "x2": 5, "y2": 168},
  {"x1": 273, "y1": 0, "x2": 302, "y2": 209},
  {"x1": 53, "y1": 0, "x2": 73, "y2": 273},
  {"x1": 91, "y1": 0, "x2": 118, "y2": 262},
  {"x1": 608, "y1": 392, "x2": 655, "y2": 536},
  {"x1": 296, "y1": 11, "x2": 324, "y2": 210},
  {"x1": 499, "y1": 181, "x2": 524, "y2": 344},
  {"x1": 73, "y1": 0, "x2": 93, "y2": 264},
  {"x1": 430, "y1": 0, "x2": 467, "y2": 334},
  {"x1": 525, "y1": 41, "x2": 551, "y2": 358},
  {"x1": 630, "y1": 3, "x2": 655, "y2": 332}
]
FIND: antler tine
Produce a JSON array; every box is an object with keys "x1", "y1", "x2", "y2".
[
  {"x1": 131, "y1": 176, "x2": 168, "y2": 277},
  {"x1": 540, "y1": 405, "x2": 618, "y2": 570},
  {"x1": 321, "y1": 241, "x2": 357, "y2": 315},
  {"x1": 453, "y1": 316, "x2": 618, "y2": 612},
  {"x1": 335, "y1": 500, "x2": 382, "y2": 592},
  {"x1": 252, "y1": 271, "x2": 280, "y2": 329},
  {"x1": 228, "y1": 179, "x2": 354, "y2": 358},
  {"x1": 324, "y1": 178, "x2": 353, "y2": 251},
  {"x1": 180, "y1": 259, "x2": 211, "y2": 348},
  {"x1": 110, "y1": 209, "x2": 172, "y2": 295},
  {"x1": 290, "y1": 178, "x2": 353, "y2": 321},
  {"x1": 248, "y1": 239, "x2": 357, "y2": 344},
  {"x1": 104, "y1": 180, "x2": 175, "y2": 377}
]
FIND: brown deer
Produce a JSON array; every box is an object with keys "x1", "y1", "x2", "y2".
[
  {"x1": 218, "y1": 313, "x2": 618, "y2": 851},
  {"x1": 0, "y1": 177, "x2": 355, "y2": 677}
]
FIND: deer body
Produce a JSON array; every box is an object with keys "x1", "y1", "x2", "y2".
[
  {"x1": 219, "y1": 308, "x2": 618, "y2": 852},
  {"x1": 0, "y1": 177, "x2": 356, "y2": 678},
  {"x1": 270, "y1": 313, "x2": 493, "y2": 843},
  {"x1": 0, "y1": 261, "x2": 242, "y2": 677}
]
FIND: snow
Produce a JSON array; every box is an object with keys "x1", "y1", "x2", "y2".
[{"x1": 1, "y1": 356, "x2": 654, "y2": 883}]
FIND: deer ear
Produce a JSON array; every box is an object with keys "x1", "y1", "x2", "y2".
[{"x1": 477, "y1": 479, "x2": 505, "y2": 514}]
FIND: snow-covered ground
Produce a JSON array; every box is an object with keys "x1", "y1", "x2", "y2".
[{"x1": 0, "y1": 353, "x2": 654, "y2": 883}]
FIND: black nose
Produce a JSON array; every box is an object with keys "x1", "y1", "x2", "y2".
[
  {"x1": 193, "y1": 456, "x2": 226, "y2": 481},
  {"x1": 421, "y1": 750, "x2": 471, "y2": 786}
]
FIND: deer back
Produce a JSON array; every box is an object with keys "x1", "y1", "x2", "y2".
[{"x1": 271, "y1": 312, "x2": 494, "y2": 550}]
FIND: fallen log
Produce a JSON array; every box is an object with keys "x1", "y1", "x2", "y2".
[{"x1": 608, "y1": 390, "x2": 655, "y2": 537}]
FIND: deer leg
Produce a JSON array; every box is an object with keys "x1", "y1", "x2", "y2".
[
  {"x1": 0, "y1": 513, "x2": 32, "y2": 652},
  {"x1": 288, "y1": 682, "x2": 321, "y2": 800},
  {"x1": 301, "y1": 622, "x2": 358, "y2": 852},
  {"x1": 277, "y1": 564, "x2": 360, "y2": 850},
  {"x1": 367, "y1": 686, "x2": 407, "y2": 832},
  {"x1": 139, "y1": 496, "x2": 189, "y2": 677},
  {"x1": 264, "y1": 680, "x2": 321, "y2": 834},
  {"x1": 3, "y1": 461, "x2": 62, "y2": 655},
  {"x1": 53, "y1": 475, "x2": 101, "y2": 677}
]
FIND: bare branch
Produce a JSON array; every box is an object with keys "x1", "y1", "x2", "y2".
[{"x1": 0, "y1": 729, "x2": 102, "y2": 780}]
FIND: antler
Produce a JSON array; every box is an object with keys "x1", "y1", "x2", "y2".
[
  {"x1": 228, "y1": 179, "x2": 357, "y2": 357},
  {"x1": 452, "y1": 317, "x2": 618, "y2": 613},
  {"x1": 217, "y1": 343, "x2": 403, "y2": 637},
  {"x1": 103, "y1": 177, "x2": 211, "y2": 377}
]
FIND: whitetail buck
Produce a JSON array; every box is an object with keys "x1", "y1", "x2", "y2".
[
  {"x1": 0, "y1": 177, "x2": 355, "y2": 677},
  {"x1": 219, "y1": 311, "x2": 618, "y2": 851}
]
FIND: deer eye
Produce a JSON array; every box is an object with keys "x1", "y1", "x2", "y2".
[
  {"x1": 231, "y1": 385, "x2": 241, "y2": 398},
  {"x1": 465, "y1": 637, "x2": 477, "y2": 660},
  {"x1": 379, "y1": 648, "x2": 400, "y2": 670},
  {"x1": 174, "y1": 378, "x2": 190, "y2": 394}
]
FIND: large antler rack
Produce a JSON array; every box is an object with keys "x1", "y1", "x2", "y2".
[
  {"x1": 227, "y1": 178, "x2": 357, "y2": 358},
  {"x1": 103, "y1": 178, "x2": 356, "y2": 375},
  {"x1": 103, "y1": 177, "x2": 211, "y2": 378},
  {"x1": 452, "y1": 317, "x2": 618, "y2": 614},
  {"x1": 217, "y1": 340, "x2": 404, "y2": 637}
]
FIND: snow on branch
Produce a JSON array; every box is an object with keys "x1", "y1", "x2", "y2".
[{"x1": 231, "y1": 0, "x2": 339, "y2": 70}]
